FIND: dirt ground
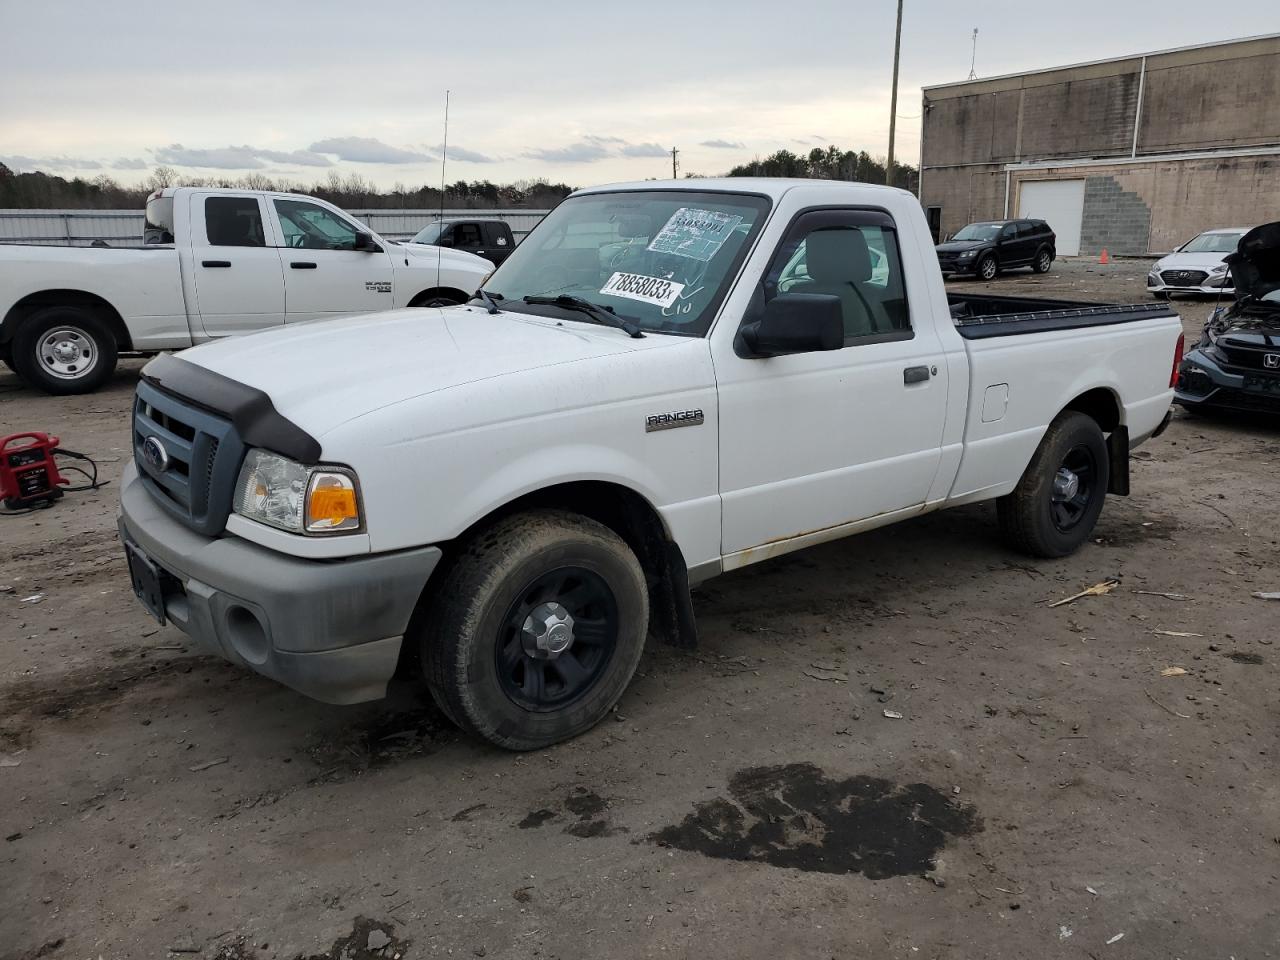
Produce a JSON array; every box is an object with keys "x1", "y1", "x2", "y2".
[{"x1": 2, "y1": 259, "x2": 1278, "y2": 960}]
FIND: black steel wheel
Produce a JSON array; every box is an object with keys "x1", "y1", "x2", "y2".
[
  {"x1": 1049, "y1": 444, "x2": 1098, "y2": 532},
  {"x1": 998, "y1": 411, "x2": 1110, "y2": 558},
  {"x1": 420, "y1": 509, "x2": 648, "y2": 750},
  {"x1": 496, "y1": 566, "x2": 619, "y2": 712}
]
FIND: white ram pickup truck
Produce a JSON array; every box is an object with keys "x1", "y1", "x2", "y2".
[
  {"x1": 0, "y1": 187, "x2": 492, "y2": 394},
  {"x1": 117, "y1": 178, "x2": 1183, "y2": 750}
]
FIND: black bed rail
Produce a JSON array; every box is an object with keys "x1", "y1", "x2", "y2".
[{"x1": 954, "y1": 302, "x2": 1179, "y2": 339}]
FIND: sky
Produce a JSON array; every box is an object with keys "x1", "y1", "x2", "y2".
[{"x1": 1, "y1": 1, "x2": 1276, "y2": 192}]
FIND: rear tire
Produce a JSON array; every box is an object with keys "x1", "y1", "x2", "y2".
[
  {"x1": 12, "y1": 306, "x2": 118, "y2": 395},
  {"x1": 977, "y1": 254, "x2": 998, "y2": 281},
  {"x1": 1032, "y1": 248, "x2": 1053, "y2": 274},
  {"x1": 420, "y1": 509, "x2": 649, "y2": 750},
  {"x1": 997, "y1": 411, "x2": 1109, "y2": 558}
]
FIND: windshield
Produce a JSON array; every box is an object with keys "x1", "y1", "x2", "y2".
[
  {"x1": 483, "y1": 190, "x2": 771, "y2": 337},
  {"x1": 411, "y1": 223, "x2": 446, "y2": 244},
  {"x1": 952, "y1": 223, "x2": 1001, "y2": 242},
  {"x1": 1181, "y1": 231, "x2": 1245, "y2": 254}
]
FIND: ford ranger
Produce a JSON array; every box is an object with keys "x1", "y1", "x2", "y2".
[
  {"x1": 0, "y1": 187, "x2": 493, "y2": 394},
  {"x1": 117, "y1": 178, "x2": 1183, "y2": 750}
]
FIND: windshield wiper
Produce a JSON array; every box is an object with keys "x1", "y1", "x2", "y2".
[
  {"x1": 472, "y1": 288, "x2": 503, "y2": 315},
  {"x1": 522, "y1": 295, "x2": 644, "y2": 338}
]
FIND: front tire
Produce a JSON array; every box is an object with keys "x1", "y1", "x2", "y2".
[
  {"x1": 12, "y1": 306, "x2": 118, "y2": 395},
  {"x1": 420, "y1": 509, "x2": 649, "y2": 750},
  {"x1": 977, "y1": 254, "x2": 998, "y2": 281},
  {"x1": 997, "y1": 411, "x2": 1109, "y2": 558}
]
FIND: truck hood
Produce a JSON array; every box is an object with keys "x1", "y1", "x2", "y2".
[
  {"x1": 394, "y1": 243, "x2": 492, "y2": 274},
  {"x1": 1225, "y1": 221, "x2": 1280, "y2": 304},
  {"x1": 177, "y1": 307, "x2": 680, "y2": 438}
]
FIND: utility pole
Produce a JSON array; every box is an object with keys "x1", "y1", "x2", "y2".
[
  {"x1": 670, "y1": 146, "x2": 680, "y2": 179},
  {"x1": 886, "y1": 0, "x2": 904, "y2": 187}
]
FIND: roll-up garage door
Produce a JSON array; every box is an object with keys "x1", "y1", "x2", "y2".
[{"x1": 1018, "y1": 179, "x2": 1084, "y2": 256}]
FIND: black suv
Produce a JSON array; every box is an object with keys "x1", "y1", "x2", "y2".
[{"x1": 936, "y1": 219, "x2": 1056, "y2": 280}]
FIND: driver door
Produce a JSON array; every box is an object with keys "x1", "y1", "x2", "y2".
[{"x1": 269, "y1": 198, "x2": 393, "y2": 323}]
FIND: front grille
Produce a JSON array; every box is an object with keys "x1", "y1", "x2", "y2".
[
  {"x1": 1161, "y1": 269, "x2": 1208, "y2": 288},
  {"x1": 1215, "y1": 338, "x2": 1280, "y2": 372},
  {"x1": 133, "y1": 381, "x2": 245, "y2": 536}
]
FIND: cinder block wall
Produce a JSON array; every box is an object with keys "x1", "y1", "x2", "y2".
[
  {"x1": 1009, "y1": 156, "x2": 1280, "y2": 255},
  {"x1": 920, "y1": 35, "x2": 1280, "y2": 251}
]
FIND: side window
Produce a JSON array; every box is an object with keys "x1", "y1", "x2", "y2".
[
  {"x1": 272, "y1": 199, "x2": 360, "y2": 250},
  {"x1": 1016, "y1": 221, "x2": 1036, "y2": 238},
  {"x1": 484, "y1": 223, "x2": 509, "y2": 246},
  {"x1": 999, "y1": 223, "x2": 1017, "y2": 241},
  {"x1": 455, "y1": 223, "x2": 483, "y2": 246},
  {"x1": 767, "y1": 213, "x2": 911, "y2": 343},
  {"x1": 205, "y1": 197, "x2": 265, "y2": 247}
]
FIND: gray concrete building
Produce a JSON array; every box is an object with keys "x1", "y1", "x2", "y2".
[{"x1": 918, "y1": 34, "x2": 1280, "y2": 256}]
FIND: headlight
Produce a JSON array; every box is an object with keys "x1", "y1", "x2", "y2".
[
  {"x1": 232, "y1": 449, "x2": 362, "y2": 535},
  {"x1": 1209, "y1": 263, "x2": 1228, "y2": 274},
  {"x1": 959, "y1": 249, "x2": 976, "y2": 259}
]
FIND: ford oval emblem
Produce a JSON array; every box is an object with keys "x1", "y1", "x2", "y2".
[{"x1": 142, "y1": 436, "x2": 170, "y2": 473}]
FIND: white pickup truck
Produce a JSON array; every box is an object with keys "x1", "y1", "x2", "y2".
[
  {"x1": 117, "y1": 178, "x2": 1183, "y2": 750},
  {"x1": 0, "y1": 187, "x2": 493, "y2": 394}
]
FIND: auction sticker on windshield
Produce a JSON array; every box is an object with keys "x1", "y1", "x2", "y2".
[
  {"x1": 600, "y1": 272, "x2": 685, "y2": 308},
  {"x1": 647, "y1": 208, "x2": 743, "y2": 262}
]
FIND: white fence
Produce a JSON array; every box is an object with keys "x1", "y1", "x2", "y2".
[{"x1": 0, "y1": 208, "x2": 550, "y2": 248}]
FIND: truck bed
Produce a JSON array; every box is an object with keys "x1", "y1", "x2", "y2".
[{"x1": 948, "y1": 292, "x2": 1176, "y2": 339}]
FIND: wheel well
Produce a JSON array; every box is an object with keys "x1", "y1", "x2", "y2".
[
  {"x1": 0, "y1": 290, "x2": 132, "y2": 350},
  {"x1": 1064, "y1": 387, "x2": 1121, "y2": 432},
  {"x1": 397, "y1": 481, "x2": 695, "y2": 680},
  {"x1": 408, "y1": 287, "x2": 470, "y2": 307}
]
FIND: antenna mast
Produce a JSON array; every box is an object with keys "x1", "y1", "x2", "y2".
[
  {"x1": 967, "y1": 28, "x2": 979, "y2": 80},
  {"x1": 670, "y1": 146, "x2": 679, "y2": 179},
  {"x1": 436, "y1": 89, "x2": 449, "y2": 289}
]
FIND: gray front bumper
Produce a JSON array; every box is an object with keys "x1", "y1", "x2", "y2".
[{"x1": 117, "y1": 463, "x2": 442, "y2": 704}]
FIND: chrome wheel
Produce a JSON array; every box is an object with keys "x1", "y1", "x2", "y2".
[
  {"x1": 37, "y1": 326, "x2": 98, "y2": 381},
  {"x1": 1036, "y1": 251, "x2": 1051, "y2": 272}
]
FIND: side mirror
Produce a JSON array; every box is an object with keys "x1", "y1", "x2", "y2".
[
  {"x1": 740, "y1": 293, "x2": 844, "y2": 357},
  {"x1": 353, "y1": 231, "x2": 380, "y2": 252}
]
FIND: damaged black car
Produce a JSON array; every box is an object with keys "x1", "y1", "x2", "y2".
[{"x1": 1175, "y1": 221, "x2": 1280, "y2": 416}]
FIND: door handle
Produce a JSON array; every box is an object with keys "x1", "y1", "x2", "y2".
[
  {"x1": 904, "y1": 365, "x2": 932, "y2": 384},
  {"x1": 290, "y1": 261, "x2": 317, "y2": 269},
  {"x1": 201, "y1": 260, "x2": 231, "y2": 268}
]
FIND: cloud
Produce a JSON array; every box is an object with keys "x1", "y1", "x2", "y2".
[
  {"x1": 112, "y1": 157, "x2": 148, "y2": 170},
  {"x1": 150, "y1": 143, "x2": 330, "y2": 169},
  {"x1": 1, "y1": 154, "x2": 103, "y2": 171},
  {"x1": 619, "y1": 141, "x2": 669, "y2": 158},
  {"x1": 700, "y1": 139, "x2": 745, "y2": 149},
  {"x1": 436, "y1": 144, "x2": 496, "y2": 163},
  {"x1": 524, "y1": 141, "x2": 612, "y2": 163},
  {"x1": 308, "y1": 136, "x2": 433, "y2": 164},
  {"x1": 583, "y1": 135, "x2": 627, "y2": 145}
]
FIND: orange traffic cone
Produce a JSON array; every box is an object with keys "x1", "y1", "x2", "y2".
[{"x1": 1099, "y1": 248, "x2": 1110, "y2": 264}]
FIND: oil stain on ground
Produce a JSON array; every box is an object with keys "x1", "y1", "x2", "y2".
[
  {"x1": 517, "y1": 786, "x2": 626, "y2": 837},
  {"x1": 651, "y1": 762, "x2": 980, "y2": 878}
]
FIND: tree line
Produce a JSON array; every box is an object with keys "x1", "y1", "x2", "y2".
[
  {"x1": 1, "y1": 144, "x2": 918, "y2": 210},
  {"x1": 0, "y1": 163, "x2": 576, "y2": 210},
  {"x1": 724, "y1": 146, "x2": 918, "y2": 192}
]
